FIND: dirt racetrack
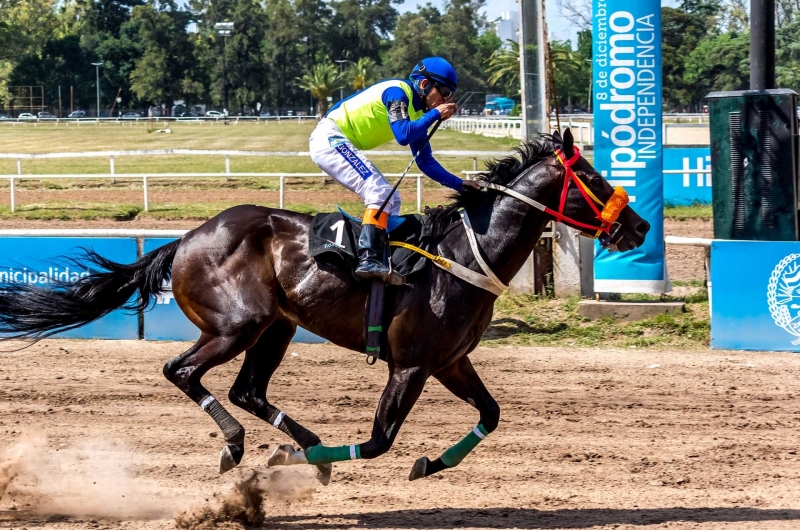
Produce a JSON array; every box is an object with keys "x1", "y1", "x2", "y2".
[{"x1": 1, "y1": 340, "x2": 799, "y2": 529}]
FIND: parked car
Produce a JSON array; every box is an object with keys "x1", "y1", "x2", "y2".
[
  {"x1": 18, "y1": 113, "x2": 35, "y2": 120},
  {"x1": 37, "y1": 111, "x2": 55, "y2": 119},
  {"x1": 177, "y1": 111, "x2": 197, "y2": 117},
  {"x1": 68, "y1": 110, "x2": 86, "y2": 118},
  {"x1": 0, "y1": 113, "x2": 9, "y2": 120},
  {"x1": 122, "y1": 112, "x2": 141, "y2": 118},
  {"x1": 205, "y1": 110, "x2": 223, "y2": 117},
  {"x1": 259, "y1": 111, "x2": 271, "y2": 117}
]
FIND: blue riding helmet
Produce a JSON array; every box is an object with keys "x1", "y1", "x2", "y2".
[{"x1": 410, "y1": 57, "x2": 458, "y2": 92}]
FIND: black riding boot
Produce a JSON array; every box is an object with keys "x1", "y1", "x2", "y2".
[{"x1": 355, "y1": 224, "x2": 390, "y2": 281}]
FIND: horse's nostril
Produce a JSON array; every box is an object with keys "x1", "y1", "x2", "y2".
[{"x1": 635, "y1": 219, "x2": 651, "y2": 236}]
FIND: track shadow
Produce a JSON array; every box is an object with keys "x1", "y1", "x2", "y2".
[
  {"x1": 260, "y1": 506, "x2": 800, "y2": 529},
  {"x1": 482, "y1": 317, "x2": 568, "y2": 340}
]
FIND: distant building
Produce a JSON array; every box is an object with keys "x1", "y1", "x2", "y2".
[{"x1": 497, "y1": 11, "x2": 519, "y2": 45}]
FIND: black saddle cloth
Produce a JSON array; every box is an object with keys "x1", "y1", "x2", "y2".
[{"x1": 309, "y1": 212, "x2": 435, "y2": 280}]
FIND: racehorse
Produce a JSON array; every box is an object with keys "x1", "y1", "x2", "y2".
[{"x1": 0, "y1": 129, "x2": 649, "y2": 483}]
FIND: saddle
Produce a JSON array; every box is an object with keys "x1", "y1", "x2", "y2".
[
  {"x1": 309, "y1": 210, "x2": 438, "y2": 364},
  {"x1": 309, "y1": 210, "x2": 435, "y2": 282}
]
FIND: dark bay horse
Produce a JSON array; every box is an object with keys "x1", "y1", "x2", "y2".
[{"x1": 0, "y1": 130, "x2": 649, "y2": 483}]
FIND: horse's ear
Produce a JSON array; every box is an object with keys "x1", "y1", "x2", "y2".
[
  {"x1": 552, "y1": 129, "x2": 562, "y2": 143},
  {"x1": 562, "y1": 127, "x2": 575, "y2": 158}
]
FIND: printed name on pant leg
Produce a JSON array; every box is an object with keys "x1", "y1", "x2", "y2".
[{"x1": 334, "y1": 143, "x2": 373, "y2": 179}]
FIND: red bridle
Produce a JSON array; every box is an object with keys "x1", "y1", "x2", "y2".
[{"x1": 545, "y1": 146, "x2": 628, "y2": 240}]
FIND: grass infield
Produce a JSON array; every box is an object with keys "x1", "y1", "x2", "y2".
[{"x1": 0, "y1": 122, "x2": 713, "y2": 222}]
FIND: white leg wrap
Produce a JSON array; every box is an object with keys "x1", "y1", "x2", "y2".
[
  {"x1": 272, "y1": 411, "x2": 286, "y2": 428},
  {"x1": 471, "y1": 426, "x2": 486, "y2": 440},
  {"x1": 349, "y1": 444, "x2": 358, "y2": 460},
  {"x1": 199, "y1": 395, "x2": 216, "y2": 411}
]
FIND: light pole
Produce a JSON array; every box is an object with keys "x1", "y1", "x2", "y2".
[
  {"x1": 335, "y1": 59, "x2": 348, "y2": 102},
  {"x1": 91, "y1": 62, "x2": 102, "y2": 119},
  {"x1": 214, "y1": 22, "x2": 234, "y2": 125}
]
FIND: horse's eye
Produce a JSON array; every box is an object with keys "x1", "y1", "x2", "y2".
[{"x1": 591, "y1": 177, "x2": 603, "y2": 187}]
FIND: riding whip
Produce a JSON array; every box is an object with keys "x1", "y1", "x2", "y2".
[{"x1": 374, "y1": 119, "x2": 442, "y2": 220}]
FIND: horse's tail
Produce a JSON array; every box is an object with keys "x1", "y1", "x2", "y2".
[{"x1": 0, "y1": 239, "x2": 181, "y2": 341}]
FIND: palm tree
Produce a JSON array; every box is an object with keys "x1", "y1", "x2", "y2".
[
  {"x1": 297, "y1": 62, "x2": 344, "y2": 117},
  {"x1": 347, "y1": 57, "x2": 378, "y2": 91},
  {"x1": 486, "y1": 40, "x2": 520, "y2": 92}
]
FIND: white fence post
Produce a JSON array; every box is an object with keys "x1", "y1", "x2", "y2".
[
  {"x1": 279, "y1": 175, "x2": 285, "y2": 209},
  {"x1": 110, "y1": 154, "x2": 115, "y2": 184},
  {"x1": 12, "y1": 158, "x2": 21, "y2": 213},
  {"x1": 225, "y1": 154, "x2": 231, "y2": 181},
  {"x1": 143, "y1": 175, "x2": 149, "y2": 212}
]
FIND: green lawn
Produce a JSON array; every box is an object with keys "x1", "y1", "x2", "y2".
[
  {"x1": 484, "y1": 291, "x2": 709, "y2": 349},
  {"x1": 664, "y1": 204, "x2": 713, "y2": 219},
  {"x1": 0, "y1": 122, "x2": 519, "y2": 178}
]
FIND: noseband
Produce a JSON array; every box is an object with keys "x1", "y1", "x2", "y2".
[{"x1": 483, "y1": 146, "x2": 630, "y2": 248}]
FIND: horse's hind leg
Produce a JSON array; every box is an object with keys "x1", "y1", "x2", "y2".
[
  {"x1": 163, "y1": 330, "x2": 264, "y2": 473},
  {"x1": 268, "y1": 363, "x2": 429, "y2": 468},
  {"x1": 409, "y1": 355, "x2": 500, "y2": 480},
  {"x1": 227, "y1": 319, "x2": 332, "y2": 484}
]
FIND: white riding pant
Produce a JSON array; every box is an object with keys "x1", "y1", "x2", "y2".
[{"x1": 309, "y1": 118, "x2": 401, "y2": 216}]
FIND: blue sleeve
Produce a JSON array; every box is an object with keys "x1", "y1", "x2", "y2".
[
  {"x1": 381, "y1": 87, "x2": 441, "y2": 146},
  {"x1": 411, "y1": 138, "x2": 463, "y2": 191}
]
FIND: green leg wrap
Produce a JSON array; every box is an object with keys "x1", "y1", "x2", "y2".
[
  {"x1": 440, "y1": 424, "x2": 488, "y2": 468},
  {"x1": 305, "y1": 443, "x2": 361, "y2": 465}
]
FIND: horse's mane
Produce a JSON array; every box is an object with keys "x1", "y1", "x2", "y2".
[{"x1": 426, "y1": 134, "x2": 557, "y2": 235}]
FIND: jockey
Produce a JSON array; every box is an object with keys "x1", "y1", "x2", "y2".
[{"x1": 309, "y1": 57, "x2": 481, "y2": 282}]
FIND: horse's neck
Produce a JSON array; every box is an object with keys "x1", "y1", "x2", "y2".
[{"x1": 460, "y1": 194, "x2": 549, "y2": 286}]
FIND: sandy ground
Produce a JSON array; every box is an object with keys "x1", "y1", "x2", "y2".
[{"x1": 1, "y1": 340, "x2": 798, "y2": 529}]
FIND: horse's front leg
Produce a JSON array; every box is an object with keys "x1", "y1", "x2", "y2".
[
  {"x1": 409, "y1": 355, "x2": 499, "y2": 480},
  {"x1": 268, "y1": 364, "x2": 428, "y2": 467}
]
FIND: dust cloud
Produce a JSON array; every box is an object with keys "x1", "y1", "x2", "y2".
[
  {"x1": 0, "y1": 430, "x2": 182, "y2": 519},
  {"x1": 175, "y1": 468, "x2": 317, "y2": 530}
]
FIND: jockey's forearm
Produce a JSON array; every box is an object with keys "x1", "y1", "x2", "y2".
[{"x1": 412, "y1": 140, "x2": 462, "y2": 190}]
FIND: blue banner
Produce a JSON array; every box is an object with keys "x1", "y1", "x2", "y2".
[
  {"x1": 0, "y1": 237, "x2": 139, "y2": 339},
  {"x1": 592, "y1": 1, "x2": 667, "y2": 293},
  {"x1": 711, "y1": 240, "x2": 800, "y2": 351},
  {"x1": 142, "y1": 238, "x2": 325, "y2": 343},
  {"x1": 663, "y1": 147, "x2": 711, "y2": 206}
]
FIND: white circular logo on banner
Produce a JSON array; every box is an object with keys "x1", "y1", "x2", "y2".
[{"x1": 767, "y1": 253, "x2": 800, "y2": 345}]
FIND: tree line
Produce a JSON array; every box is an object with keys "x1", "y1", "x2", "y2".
[
  {"x1": 3, "y1": 0, "x2": 800, "y2": 117},
  {"x1": 0, "y1": 0, "x2": 502, "y2": 116}
]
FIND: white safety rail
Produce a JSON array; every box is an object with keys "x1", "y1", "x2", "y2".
[
  {"x1": 0, "y1": 148, "x2": 511, "y2": 160},
  {"x1": 444, "y1": 115, "x2": 710, "y2": 146},
  {"x1": 0, "y1": 148, "x2": 513, "y2": 213},
  {"x1": 1, "y1": 172, "x2": 434, "y2": 213}
]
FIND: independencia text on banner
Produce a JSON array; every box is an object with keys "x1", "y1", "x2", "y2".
[{"x1": 592, "y1": 0, "x2": 668, "y2": 293}]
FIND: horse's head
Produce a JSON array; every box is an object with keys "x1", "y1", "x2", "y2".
[{"x1": 542, "y1": 128, "x2": 649, "y2": 252}]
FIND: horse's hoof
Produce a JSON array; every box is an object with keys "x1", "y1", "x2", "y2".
[
  {"x1": 409, "y1": 456, "x2": 430, "y2": 481},
  {"x1": 219, "y1": 444, "x2": 244, "y2": 474},
  {"x1": 314, "y1": 463, "x2": 332, "y2": 486},
  {"x1": 268, "y1": 444, "x2": 308, "y2": 467}
]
